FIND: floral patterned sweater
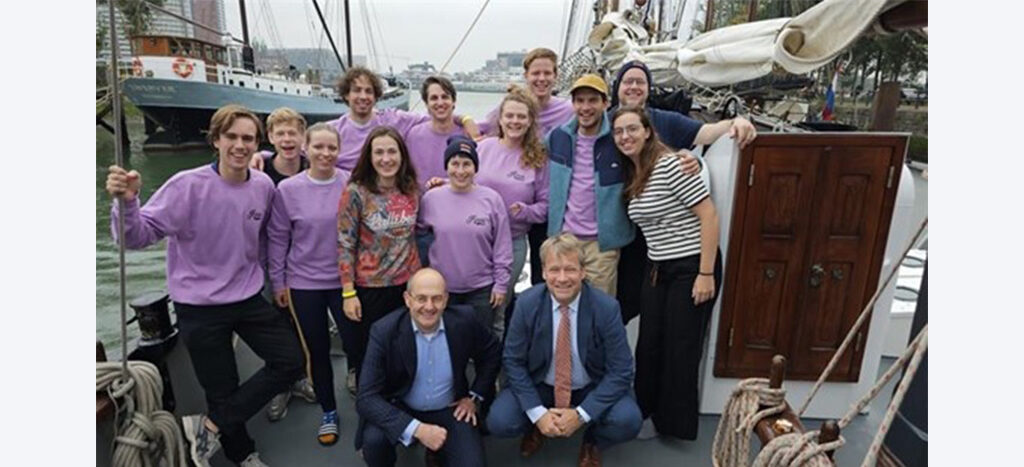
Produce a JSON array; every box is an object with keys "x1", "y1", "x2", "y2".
[{"x1": 337, "y1": 183, "x2": 420, "y2": 288}]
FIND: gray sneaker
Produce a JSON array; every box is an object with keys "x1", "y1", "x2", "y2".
[
  {"x1": 636, "y1": 418, "x2": 659, "y2": 440},
  {"x1": 239, "y1": 451, "x2": 270, "y2": 467},
  {"x1": 182, "y1": 414, "x2": 221, "y2": 467},
  {"x1": 266, "y1": 391, "x2": 290, "y2": 421},
  {"x1": 346, "y1": 368, "x2": 358, "y2": 396},
  {"x1": 292, "y1": 378, "x2": 317, "y2": 403}
]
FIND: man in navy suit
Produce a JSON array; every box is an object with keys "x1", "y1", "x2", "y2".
[
  {"x1": 355, "y1": 268, "x2": 501, "y2": 467},
  {"x1": 486, "y1": 233, "x2": 642, "y2": 467}
]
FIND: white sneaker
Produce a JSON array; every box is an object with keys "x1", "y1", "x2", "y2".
[
  {"x1": 182, "y1": 414, "x2": 221, "y2": 467},
  {"x1": 239, "y1": 451, "x2": 270, "y2": 467}
]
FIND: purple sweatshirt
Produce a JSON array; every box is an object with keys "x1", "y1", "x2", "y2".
[
  {"x1": 267, "y1": 169, "x2": 352, "y2": 292},
  {"x1": 111, "y1": 165, "x2": 274, "y2": 306},
  {"x1": 327, "y1": 108, "x2": 431, "y2": 171},
  {"x1": 405, "y1": 121, "x2": 467, "y2": 191},
  {"x1": 478, "y1": 95, "x2": 575, "y2": 138},
  {"x1": 418, "y1": 185, "x2": 513, "y2": 294},
  {"x1": 474, "y1": 137, "x2": 549, "y2": 238}
]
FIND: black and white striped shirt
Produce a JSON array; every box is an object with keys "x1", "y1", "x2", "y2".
[{"x1": 627, "y1": 154, "x2": 709, "y2": 261}]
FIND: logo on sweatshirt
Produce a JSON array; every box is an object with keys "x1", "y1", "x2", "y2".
[
  {"x1": 506, "y1": 170, "x2": 526, "y2": 182},
  {"x1": 247, "y1": 209, "x2": 264, "y2": 221},
  {"x1": 465, "y1": 214, "x2": 489, "y2": 227}
]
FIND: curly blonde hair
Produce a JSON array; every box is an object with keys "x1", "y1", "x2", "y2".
[{"x1": 496, "y1": 85, "x2": 547, "y2": 170}]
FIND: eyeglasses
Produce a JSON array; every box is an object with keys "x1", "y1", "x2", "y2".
[
  {"x1": 621, "y1": 78, "x2": 647, "y2": 86},
  {"x1": 612, "y1": 124, "x2": 645, "y2": 137}
]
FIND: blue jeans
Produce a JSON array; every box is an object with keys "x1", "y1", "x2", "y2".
[{"x1": 416, "y1": 231, "x2": 434, "y2": 267}]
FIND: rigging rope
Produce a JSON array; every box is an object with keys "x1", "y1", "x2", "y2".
[
  {"x1": 410, "y1": 0, "x2": 492, "y2": 111},
  {"x1": 367, "y1": 0, "x2": 394, "y2": 73},
  {"x1": 98, "y1": 361, "x2": 188, "y2": 467},
  {"x1": 796, "y1": 217, "x2": 928, "y2": 417},
  {"x1": 436, "y1": 0, "x2": 491, "y2": 74}
]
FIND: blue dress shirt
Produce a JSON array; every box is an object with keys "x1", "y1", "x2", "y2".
[{"x1": 399, "y1": 318, "x2": 454, "y2": 445}]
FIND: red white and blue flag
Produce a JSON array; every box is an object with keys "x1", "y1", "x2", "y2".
[{"x1": 822, "y1": 65, "x2": 841, "y2": 121}]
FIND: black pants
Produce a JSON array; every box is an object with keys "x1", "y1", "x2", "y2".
[
  {"x1": 348, "y1": 284, "x2": 406, "y2": 379},
  {"x1": 449, "y1": 284, "x2": 495, "y2": 333},
  {"x1": 634, "y1": 251, "x2": 723, "y2": 440},
  {"x1": 288, "y1": 288, "x2": 355, "y2": 412},
  {"x1": 361, "y1": 406, "x2": 485, "y2": 467},
  {"x1": 175, "y1": 293, "x2": 305, "y2": 462},
  {"x1": 616, "y1": 229, "x2": 649, "y2": 325},
  {"x1": 527, "y1": 222, "x2": 547, "y2": 285}
]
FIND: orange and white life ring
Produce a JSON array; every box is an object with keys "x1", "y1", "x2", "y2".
[
  {"x1": 131, "y1": 57, "x2": 143, "y2": 77},
  {"x1": 172, "y1": 57, "x2": 194, "y2": 79}
]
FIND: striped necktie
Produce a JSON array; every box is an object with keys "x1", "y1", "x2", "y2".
[{"x1": 554, "y1": 304, "x2": 572, "y2": 408}]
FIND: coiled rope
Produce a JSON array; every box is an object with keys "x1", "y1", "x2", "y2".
[
  {"x1": 711, "y1": 378, "x2": 787, "y2": 467},
  {"x1": 752, "y1": 431, "x2": 843, "y2": 467},
  {"x1": 98, "y1": 361, "x2": 187, "y2": 467}
]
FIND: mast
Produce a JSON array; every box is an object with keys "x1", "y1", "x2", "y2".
[
  {"x1": 344, "y1": 0, "x2": 354, "y2": 69},
  {"x1": 704, "y1": 0, "x2": 715, "y2": 31},
  {"x1": 236, "y1": 0, "x2": 256, "y2": 72},
  {"x1": 238, "y1": 0, "x2": 250, "y2": 45},
  {"x1": 311, "y1": 0, "x2": 348, "y2": 72}
]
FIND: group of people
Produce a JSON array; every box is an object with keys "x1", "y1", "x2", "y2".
[{"x1": 105, "y1": 47, "x2": 757, "y2": 467}]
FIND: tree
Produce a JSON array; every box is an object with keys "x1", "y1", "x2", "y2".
[
  {"x1": 116, "y1": 0, "x2": 166, "y2": 50},
  {"x1": 97, "y1": 23, "x2": 108, "y2": 58}
]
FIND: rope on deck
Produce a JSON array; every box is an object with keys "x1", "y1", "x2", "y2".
[
  {"x1": 97, "y1": 361, "x2": 187, "y2": 467},
  {"x1": 752, "y1": 431, "x2": 843, "y2": 467},
  {"x1": 711, "y1": 378, "x2": 786, "y2": 467}
]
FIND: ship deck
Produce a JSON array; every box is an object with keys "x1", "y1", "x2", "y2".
[{"x1": 97, "y1": 331, "x2": 902, "y2": 467}]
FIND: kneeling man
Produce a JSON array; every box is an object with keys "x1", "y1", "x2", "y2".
[
  {"x1": 356, "y1": 268, "x2": 501, "y2": 467},
  {"x1": 486, "y1": 233, "x2": 641, "y2": 466}
]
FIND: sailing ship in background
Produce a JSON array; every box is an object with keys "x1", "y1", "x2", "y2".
[
  {"x1": 113, "y1": 0, "x2": 409, "y2": 150},
  {"x1": 97, "y1": 1, "x2": 929, "y2": 465}
]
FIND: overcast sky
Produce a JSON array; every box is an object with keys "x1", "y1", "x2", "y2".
[{"x1": 223, "y1": 0, "x2": 572, "y2": 74}]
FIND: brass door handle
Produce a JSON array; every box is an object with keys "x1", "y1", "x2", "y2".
[{"x1": 809, "y1": 263, "x2": 824, "y2": 288}]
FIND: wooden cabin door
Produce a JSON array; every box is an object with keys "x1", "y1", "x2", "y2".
[{"x1": 714, "y1": 134, "x2": 907, "y2": 381}]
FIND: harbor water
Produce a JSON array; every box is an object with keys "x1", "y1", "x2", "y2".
[{"x1": 95, "y1": 90, "x2": 504, "y2": 358}]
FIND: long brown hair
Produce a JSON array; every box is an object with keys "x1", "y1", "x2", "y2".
[
  {"x1": 612, "y1": 106, "x2": 673, "y2": 200},
  {"x1": 496, "y1": 85, "x2": 547, "y2": 169},
  {"x1": 349, "y1": 127, "x2": 419, "y2": 196}
]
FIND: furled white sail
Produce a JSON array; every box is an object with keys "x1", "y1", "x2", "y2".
[{"x1": 588, "y1": 0, "x2": 904, "y2": 88}]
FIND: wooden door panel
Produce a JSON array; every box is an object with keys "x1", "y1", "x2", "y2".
[
  {"x1": 717, "y1": 145, "x2": 821, "y2": 376},
  {"x1": 789, "y1": 145, "x2": 896, "y2": 380},
  {"x1": 716, "y1": 134, "x2": 908, "y2": 381}
]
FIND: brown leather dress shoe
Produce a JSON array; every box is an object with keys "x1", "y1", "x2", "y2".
[
  {"x1": 519, "y1": 427, "x2": 545, "y2": 457},
  {"x1": 424, "y1": 449, "x2": 441, "y2": 467},
  {"x1": 578, "y1": 441, "x2": 601, "y2": 467}
]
